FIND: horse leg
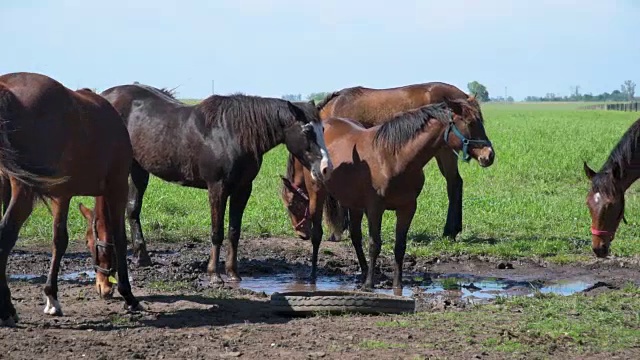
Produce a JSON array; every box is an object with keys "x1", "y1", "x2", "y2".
[
  {"x1": 363, "y1": 205, "x2": 384, "y2": 291},
  {"x1": 435, "y1": 150, "x2": 463, "y2": 238},
  {"x1": 0, "y1": 181, "x2": 34, "y2": 326},
  {"x1": 309, "y1": 186, "x2": 325, "y2": 282},
  {"x1": 393, "y1": 202, "x2": 417, "y2": 294},
  {"x1": 43, "y1": 196, "x2": 70, "y2": 316},
  {"x1": 347, "y1": 208, "x2": 368, "y2": 281},
  {"x1": 126, "y1": 161, "x2": 151, "y2": 266},
  {"x1": 207, "y1": 181, "x2": 228, "y2": 285},
  {"x1": 107, "y1": 184, "x2": 141, "y2": 311},
  {"x1": 225, "y1": 184, "x2": 253, "y2": 282}
]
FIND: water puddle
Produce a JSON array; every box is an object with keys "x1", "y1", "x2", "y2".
[
  {"x1": 10, "y1": 270, "x2": 96, "y2": 283},
  {"x1": 228, "y1": 273, "x2": 593, "y2": 301}
]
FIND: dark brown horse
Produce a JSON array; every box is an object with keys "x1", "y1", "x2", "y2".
[
  {"x1": 584, "y1": 117, "x2": 640, "y2": 257},
  {"x1": 100, "y1": 84, "x2": 332, "y2": 285},
  {"x1": 281, "y1": 82, "x2": 493, "y2": 241},
  {"x1": 0, "y1": 72, "x2": 140, "y2": 326},
  {"x1": 282, "y1": 97, "x2": 493, "y2": 292}
]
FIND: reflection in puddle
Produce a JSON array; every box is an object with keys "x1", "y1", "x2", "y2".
[
  {"x1": 229, "y1": 273, "x2": 593, "y2": 300},
  {"x1": 10, "y1": 270, "x2": 96, "y2": 283}
]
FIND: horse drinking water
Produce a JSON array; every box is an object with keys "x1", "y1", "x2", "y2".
[
  {"x1": 0, "y1": 72, "x2": 140, "y2": 326},
  {"x1": 584, "y1": 117, "x2": 640, "y2": 257},
  {"x1": 100, "y1": 84, "x2": 332, "y2": 284},
  {"x1": 282, "y1": 97, "x2": 493, "y2": 292}
]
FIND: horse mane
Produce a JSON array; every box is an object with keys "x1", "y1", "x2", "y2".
[
  {"x1": 131, "y1": 82, "x2": 178, "y2": 101},
  {"x1": 591, "y1": 117, "x2": 640, "y2": 196},
  {"x1": 197, "y1": 94, "x2": 315, "y2": 156},
  {"x1": 373, "y1": 102, "x2": 454, "y2": 154},
  {"x1": 316, "y1": 91, "x2": 342, "y2": 111}
]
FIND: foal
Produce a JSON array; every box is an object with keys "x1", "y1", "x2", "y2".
[{"x1": 282, "y1": 97, "x2": 494, "y2": 292}]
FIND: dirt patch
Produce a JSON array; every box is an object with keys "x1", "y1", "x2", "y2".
[{"x1": 1, "y1": 237, "x2": 639, "y2": 359}]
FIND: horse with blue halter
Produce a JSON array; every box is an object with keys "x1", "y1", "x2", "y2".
[
  {"x1": 281, "y1": 82, "x2": 495, "y2": 242},
  {"x1": 281, "y1": 97, "x2": 494, "y2": 292},
  {"x1": 100, "y1": 84, "x2": 332, "y2": 285}
]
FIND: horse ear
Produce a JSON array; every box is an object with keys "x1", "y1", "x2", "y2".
[
  {"x1": 583, "y1": 162, "x2": 596, "y2": 180},
  {"x1": 78, "y1": 203, "x2": 93, "y2": 221},
  {"x1": 281, "y1": 176, "x2": 296, "y2": 190},
  {"x1": 287, "y1": 102, "x2": 308, "y2": 123},
  {"x1": 443, "y1": 97, "x2": 464, "y2": 115}
]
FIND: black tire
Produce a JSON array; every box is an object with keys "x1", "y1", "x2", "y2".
[{"x1": 270, "y1": 291, "x2": 415, "y2": 316}]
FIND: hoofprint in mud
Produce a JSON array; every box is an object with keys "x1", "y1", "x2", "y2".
[{"x1": 2, "y1": 236, "x2": 639, "y2": 359}]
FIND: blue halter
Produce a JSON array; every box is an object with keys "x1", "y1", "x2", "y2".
[{"x1": 443, "y1": 118, "x2": 492, "y2": 162}]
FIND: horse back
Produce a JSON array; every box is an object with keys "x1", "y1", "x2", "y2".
[{"x1": 319, "y1": 82, "x2": 468, "y2": 127}]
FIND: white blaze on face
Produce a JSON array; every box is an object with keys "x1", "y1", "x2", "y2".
[
  {"x1": 313, "y1": 122, "x2": 332, "y2": 177},
  {"x1": 44, "y1": 295, "x2": 62, "y2": 316}
]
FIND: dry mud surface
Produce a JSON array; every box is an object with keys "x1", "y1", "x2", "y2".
[{"x1": 1, "y1": 237, "x2": 639, "y2": 359}]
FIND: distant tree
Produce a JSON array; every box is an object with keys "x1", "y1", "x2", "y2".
[
  {"x1": 281, "y1": 94, "x2": 302, "y2": 101},
  {"x1": 506, "y1": 96, "x2": 514, "y2": 102},
  {"x1": 467, "y1": 81, "x2": 489, "y2": 102},
  {"x1": 306, "y1": 92, "x2": 331, "y2": 104},
  {"x1": 621, "y1": 80, "x2": 636, "y2": 101}
]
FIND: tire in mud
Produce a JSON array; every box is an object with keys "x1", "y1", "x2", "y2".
[{"x1": 270, "y1": 291, "x2": 416, "y2": 316}]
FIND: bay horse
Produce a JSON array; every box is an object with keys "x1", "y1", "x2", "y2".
[
  {"x1": 100, "y1": 84, "x2": 332, "y2": 285},
  {"x1": 281, "y1": 82, "x2": 493, "y2": 241},
  {"x1": 583, "y1": 117, "x2": 640, "y2": 257},
  {"x1": 0, "y1": 72, "x2": 139, "y2": 326},
  {"x1": 282, "y1": 97, "x2": 494, "y2": 292}
]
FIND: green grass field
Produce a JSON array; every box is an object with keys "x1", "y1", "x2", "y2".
[{"x1": 16, "y1": 102, "x2": 640, "y2": 262}]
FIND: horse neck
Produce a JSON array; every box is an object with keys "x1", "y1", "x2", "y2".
[
  {"x1": 616, "y1": 158, "x2": 640, "y2": 192},
  {"x1": 389, "y1": 120, "x2": 447, "y2": 173}
]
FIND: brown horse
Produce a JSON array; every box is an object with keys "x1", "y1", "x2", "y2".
[
  {"x1": 584, "y1": 117, "x2": 640, "y2": 257},
  {"x1": 100, "y1": 84, "x2": 332, "y2": 285},
  {"x1": 0, "y1": 72, "x2": 140, "y2": 326},
  {"x1": 281, "y1": 82, "x2": 493, "y2": 241},
  {"x1": 282, "y1": 97, "x2": 494, "y2": 292}
]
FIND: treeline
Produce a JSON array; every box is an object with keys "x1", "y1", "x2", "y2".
[{"x1": 524, "y1": 80, "x2": 636, "y2": 102}]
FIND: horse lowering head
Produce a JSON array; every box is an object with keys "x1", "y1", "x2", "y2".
[
  {"x1": 78, "y1": 203, "x2": 116, "y2": 299},
  {"x1": 283, "y1": 101, "x2": 333, "y2": 182},
  {"x1": 583, "y1": 163, "x2": 624, "y2": 258},
  {"x1": 280, "y1": 177, "x2": 312, "y2": 239},
  {"x1": 443, "y1": 96, "x2": 495, "y2": 167}
]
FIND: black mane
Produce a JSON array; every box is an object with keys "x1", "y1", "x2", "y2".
[
  {"x1": 372, "y1": 102, "x2": 452, "y2": 153},
  {"x1": 197, "y1": 94, "x2": 317, "y2": 156},
  {"x1": 591, "y1": 117, "x2": 640, "y2": 195}
]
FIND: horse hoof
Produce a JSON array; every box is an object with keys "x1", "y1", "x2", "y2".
[
  {"x1": 226, "y1": 273, "x2": 242, "y2": 282},
  {"x1": 125, "y1": 302, "x2": 144, "y2": 313},
  {"x1": 0, "y1": 316, "x2": 16, "y2": 327},
  {"x1": 134, "y1": 254, "x2": 153, "y2": 267},
  {"x1": 210, "y1": 275, "x2": 225, "y2": 286},
  {"x1": 44, "y1": 296, "x2": 63, "y2": 316}
]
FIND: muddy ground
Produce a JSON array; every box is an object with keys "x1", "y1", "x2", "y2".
[{"x1": 1, "y1": 237, "x2": 639, "y2": 359}]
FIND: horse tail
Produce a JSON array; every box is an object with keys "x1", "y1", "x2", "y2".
[
  {"x1": 323, "y1": 193, "x2": 349, "y2": 241},
  {"x1": 0, "y1": 86, "x2": 68, "y2": 194}
]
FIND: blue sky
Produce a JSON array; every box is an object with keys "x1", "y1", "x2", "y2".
[{"x1": 1, "y1": 0, "x2": 638, "y2": 100}]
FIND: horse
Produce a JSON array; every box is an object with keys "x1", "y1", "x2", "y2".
[
  {"x1": 583, "y1": 117, "x2": 640, "y2": 258},
  {"x1": 0, "y1": 72, "x2": 140, "y2": 326},
  {"x1": 281, "y1": 97, "x2": 494, "y2": 292},
  {"x1": 281, "y1": 82, "x2": 493, "y2": 241},
  {"x1": 100, "y1": 84, "x2": 332, "y2": 285}
]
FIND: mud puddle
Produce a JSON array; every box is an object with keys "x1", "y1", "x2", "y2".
[{"x1": 225, "y1": 272, "x2": 594, "y2": 301}]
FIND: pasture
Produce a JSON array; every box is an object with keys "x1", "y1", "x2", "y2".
[
  {"x1": 17, "y1": 101, "x2": 640, "y2": 261},
  {"x1": 3, "y1": 101, "x2": 640, "y2": 359}
]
